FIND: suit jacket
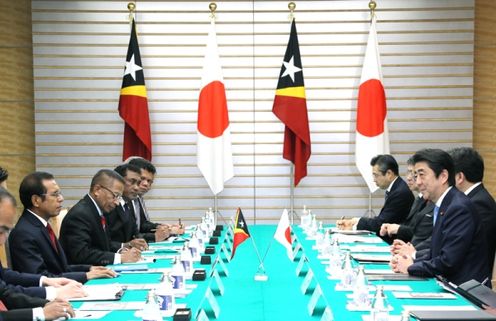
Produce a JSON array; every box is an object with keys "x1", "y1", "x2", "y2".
[
  {"x1": 0, "y1": 282, "x2": 48, "y2": 321},
  {"x1": 134, "y1": 197, "x2": 159, "y2": 243},
  {"x1": 408, "y1": 187, "x2": 490, "y2": 285},
  {"x1": 395, "y1": 197, "x2": 434, "y2": 246},
  {"x1": 467, "y1": 184, "x2": 496, "y2": 269},
  {"x1": 108, "y1": 201, "x2": 139, "y2": 244},
  {"x1": 60, "y1": 194, "x2": 118, "y2": 266},
  {"x1": 0, "y1": 263, "x2": 45, "y2": 299},
  {"x1": 9, "y1": 210, "x2": 88, "y2": 284},
  {"x1": 357, "y1": 177, "x2": 415, "y2": 234}
]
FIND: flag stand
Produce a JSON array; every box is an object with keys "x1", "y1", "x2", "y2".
[
  {"x1": 250, "y1": 236, "x2": 269, "y2": 281},
  {"x1": 363, "y1": 193, "x2": 376, "y2": 218}
]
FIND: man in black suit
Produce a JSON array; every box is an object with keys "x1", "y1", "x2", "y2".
[
  {"x1": 107, "y1": 164, "x2": 148, "y2": 250},
  {"x1": 128, "y1": 158, "x2": 184, "y2": 242},
  {"x1": 380, "y1": 156, "x2": 434, "y2": 245},
  {"x1": 337, "y1": 154, "x2": 414, "y2": 236},
  {"x1": 392, "y1": 149, "x2": 490, "y2": 285},
  {"x1": 9, "y1": 172, "x2": 116, "y2": 283},
  {"x1": 449, "y1": 147, "x2": 496, "y2": 270},
  {"x1": 60, "y1": 169, "x2": 142, "y2": 266},
  {"x1": 0, "y1": 187, "x2": 74, "y2": 320}
]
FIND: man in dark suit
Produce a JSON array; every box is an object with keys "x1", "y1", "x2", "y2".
[
  {"x1": 392, "y1": 149, "x2": 490, "y2": 285},
  {"x1": 380, "y1": 156, "x2": 434, "y2": 245},
  {"x1": 60, "y1": 169, "x2": 142, "y2": 266},
  {"x1": 0, "y1": 187, "x2": 75, "y2": 320},
  {"x1": 9, "y1": 172, "x2": 116, "y2": 283},
  {"x1": 107, "y1": 164, "x2": 148, "y2": 250},
  {"x1": 449, "y1": 147, "x2": 496, "y2": 271},
  {"x1": 337, "y1": 154, "x2": 414, "y2": 236},
  {"x1": 128, "y1": 158, "x2": 184, "y2": 242}
]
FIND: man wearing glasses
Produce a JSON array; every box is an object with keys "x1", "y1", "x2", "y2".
[
  {"x1": 0, "y1": 187, "x2": 75, "y2": 321},
  {"x1": 107, "y1": 164, "x2": 148, "y2": 251},
  {"x1": 60, "y1": 169, "x2": 142, "y2": 266},
  {"x1": 9, "y1": 172, "x2": 116, "y2": 282}
]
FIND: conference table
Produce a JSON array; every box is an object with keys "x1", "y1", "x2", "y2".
[{"x1": 69, "y1": 224, "x2": 479, "y2": 321}]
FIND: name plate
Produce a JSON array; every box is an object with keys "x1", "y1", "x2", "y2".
[
  {"x1": 308, "y1": 283, "x2": 323, "y2": 316},
  {"x1": 320, "y1": 307, "x2": 334, "y2": 321},
  {"x1": 300, "y1": 269, "x2": 314, "y2": 295},
  {"x1": 295, "y1": 253, "x2": 307, "y2": 276},
  {"x1": 217, "y1": 256, "x2": 230, "y2": 277},
  {"x1": 205, "y1": 287, "x2": 220, "y2": 318},
  {"x1": 211, "y1": 269, "x2": 225, "y2": 296},
  {"x1": 292, "y1": 243, "x2": 302, "y2": 260},
  {"x1": 196, "y1": 309, "x2": 209, "y2": 321},
  {"x1": 220, "y1": 243, "x2": 231, "y2": 262}
]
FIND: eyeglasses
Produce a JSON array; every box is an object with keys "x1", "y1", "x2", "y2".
[
  {"x1": 99, "y1": 185, "x2": 123, "y2": 201},
  {"x1": 41, "y1": 191, "x2": 63, "y2": 198}
]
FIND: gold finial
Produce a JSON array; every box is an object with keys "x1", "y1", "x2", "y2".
[
  {"x1": 288, "y1": 2, "x2": 296, "y2": 12},
  {"x1": 209, "y1": 2, "x2": 217, "y2": 13},
  {"x1": 127, "y1": 2, "x2": 135, "y2": 12},
  {"x1": 368, "y1": 1, "x2": 376, "y2": 21}
]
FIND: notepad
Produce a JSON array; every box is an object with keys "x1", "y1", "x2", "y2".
[
  {"x1": 393, "y1": 292, "x2": 456, "y2": 299},
  {"x1": 70, "y1": 284, "x2": 124, "y2": 301},
  {"x1": 352, "y1": 254, "x2": 391, "y2": 262},
  {"x1": 409, "y1": 310, "x2": 496, "y2": 321},
  {"x1": 112, "y1": 264, "x2": 149, "y2": 272}
]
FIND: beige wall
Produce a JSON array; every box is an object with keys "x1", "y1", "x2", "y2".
[
  {"x1": 0, "y1": 0, "x2": 34, "y2": 265},
  {"x1": 474, "y1": 0, "x2": 496, "y2": 196}
]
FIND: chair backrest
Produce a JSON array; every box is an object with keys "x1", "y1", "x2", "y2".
[{"x1": 51, "y1": 208, "x2": 68, "y2": 238}]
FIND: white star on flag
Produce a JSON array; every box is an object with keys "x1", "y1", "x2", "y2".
[
  {"x1": 124, "y1": 54, "x2": 142, "y2": 81},
  {"x1": 281, "y1": 56, "x2": 301, "y2": 82},
  {"x1": 239, "y1": 221, "x2": 244, "y2": 228}
]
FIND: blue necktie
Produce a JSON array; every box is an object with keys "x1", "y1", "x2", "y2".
[{"x1": 433, "y1": 205, "x2": 440, "y2": 226}]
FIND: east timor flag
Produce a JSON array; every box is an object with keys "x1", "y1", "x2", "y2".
[
  {"x1": 272, "y1": 19, "x2": 311, "y2": 187},
  {"x1": 231, "y1": 208, "x2": 250, "y2": 259},
  {"x1": 118, "y1": 19, "x2": 152, "y2": 161}
]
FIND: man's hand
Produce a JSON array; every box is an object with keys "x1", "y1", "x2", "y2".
[
  {"x1": 380, "y1": 224, "x2": 400, "y2": 237},
  {"x1": 155, "y1": 225, "x2": 170, "y2": 242},
  {"x1": 121, "y1": 247, "x2": 141, "y2": 263},
  {"x1": 86, "y1": 266, "x2": 117, "y2": 280},
  {"x1": 55, "y1": 282, "x2": 87, "y2": 300},
  {"x1": 42, "y1": 277, "x2": 76, "y2": 288},
  {"x1": 390, "y1": 239, "x2": 406, "y2": 255},
  {"x1": 379, "y1": 224, "x2": 389, "y2": 236},
  {"x1": 129, "y1": 238, "x2": 148, "y2": 251},
  {"x1": 390, "y1": 254, "x2": 413, "y2": 274},
  {"x1": 170, "y1": 224, "x2": 185, "y2": 235},
  {"x1": 43, "y1": 299, "x2": 75, "y2": 320},
  {"x1": 398, "y1": 242, "x2": 416, "y2": 257},
  {"x1": 336, "y1": 218, "x2": 358, "y2": 230}
]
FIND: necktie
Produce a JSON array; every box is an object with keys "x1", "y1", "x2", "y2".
[
  {"x1": 46, "y1": 224, "x2": 58, "y2": 253},
  {"x1": 433, "y1": 205, "x2": 440, "y2": 226},
  {"x1": 0, "y1": 299, "x2": 7, "y2": 311},
  {"x1": 101, "y1": 215, "x2": 107, "y2": 230},
  {"x1": 133, "y1": 199, "x2": 141, "y2": 228},
  {"x1": 385, "y1": 190, "x2": 390, "y2": 200}
]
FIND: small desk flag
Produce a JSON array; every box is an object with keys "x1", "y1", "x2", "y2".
[
  {"x1": 274, "y1": 209, "x2": 292, "y2": 260},
  {"x1": 231, "y1": 208, "x2": 250, "y2": 259}
]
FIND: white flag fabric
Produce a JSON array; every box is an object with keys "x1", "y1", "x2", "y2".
[
  {"x1": 197, "y1": 21, "x2": 234, "y2": 195},
  {"x1": 274, "y1": 209, "x2": 292, "y2": 260},
  {"x1": 355, "y1": 15, "x2": 390, "y2": 193}
]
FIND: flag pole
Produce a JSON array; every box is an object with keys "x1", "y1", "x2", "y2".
[{"x1": 287, "y1": 1, "x2": 297, "y2": 226}]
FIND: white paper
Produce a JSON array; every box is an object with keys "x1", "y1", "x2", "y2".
[
  {"x1": 69, "y1": 284, "x2": 123, "y2": 301},
  {"x1": 78, "y1": 301, "x2": 145, "y2": 311},
  {"x1": 134, "y1": 303, "x2": 187, "y2": 318},
  {"x1": 364, "y1": 269, "x2": 396, "y2": 275},
  {"x1": 402, "y1": 305, "x2": 477, "y2": 311},
  {"x1": 362, "y1": 315, "x2": 402, "y2": 321},
  {"x1": 334, "y1": 235, "x2": 383, "y2": 244},
  {"x1": 381, "y1": 285, "x2": 412, "y2": 291},
  {"x1": 352, "y1": 254, "x2": 392, "y2": 262},
  {"x1": 392, "y1": 292, "x2": 456, "y2": 299},
  {"x1": 349, "y1": 246, "x2": 391, "y2": 253},
  {"x1": 74, "y1": 310, "x2": 111, "y2": 319}
]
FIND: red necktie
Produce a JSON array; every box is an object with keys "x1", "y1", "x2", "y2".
[
  {"x1": 101, "y1": 215, "x2": 107, "y2": 230},
  {"x1": 0, "y1": 299, "x2": 7, "y2": 311},
  {"x1": 46, "y1": 224, "x2": 58, "y2": 253}
]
